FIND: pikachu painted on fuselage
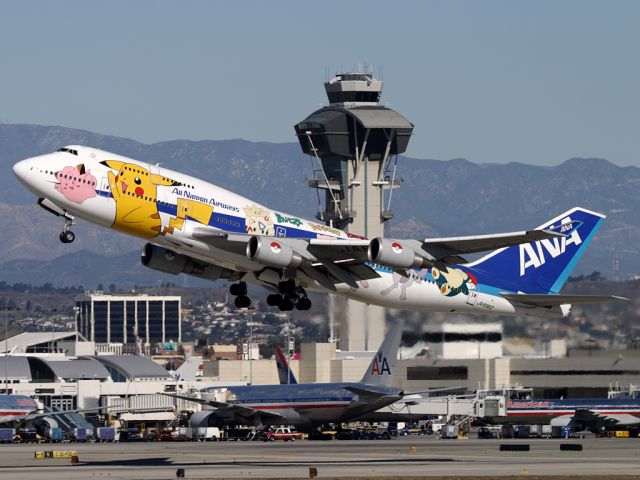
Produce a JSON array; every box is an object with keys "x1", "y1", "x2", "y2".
[{"x1": 101, "y1": 160, "x2": 176, "y2": 239}]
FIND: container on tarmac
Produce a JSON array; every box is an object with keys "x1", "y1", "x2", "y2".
[
  {"x1": 0, "y1": 428, "x2": 15, "y2": 443},
  {"x1": 96, "y1": 427, "x2": 117, "y2": 442},
  {"x1": 541, "y1": 425, "x2": 553, "y2": 438},
  {"x1": 441, "y1": 425, "x2": 459, "y2": 439},
  {"x1": 45, "y1": 427, "x2": 64, "y2": 442},
  {"x1": 70, "y1": 427, "x2": 93, "y2": 442}
]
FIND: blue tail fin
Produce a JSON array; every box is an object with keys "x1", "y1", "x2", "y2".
[
  {"x1": 275, "y1": 346, "x2": 297, "y2": 384},
  {"x1": 463, "y1": 207, "x2": 605, "y2": 294}
]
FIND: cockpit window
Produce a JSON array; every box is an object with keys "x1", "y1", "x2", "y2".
[{"x1": 57, "y1": 147, "x2": 78, "y2": 156}]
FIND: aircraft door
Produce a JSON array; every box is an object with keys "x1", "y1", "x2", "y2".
[{"x1": 466, "y1": 290, "x2": 479, "y2": 305}]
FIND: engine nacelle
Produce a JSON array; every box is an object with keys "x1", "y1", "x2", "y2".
[
  {"x1": 141, "y1": 243, "x2": 225, "y2": 280},
  {"x1": 247, "y1": 236, "x2": 303, "y2": 269},
  {"x1": 368, "y1": 238, "x2": 433, "y2": 269}
]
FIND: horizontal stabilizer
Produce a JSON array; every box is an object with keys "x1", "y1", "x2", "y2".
[
  {"x1": 501, "y1": 293, "x2": 629, "y2": 307},
  {"x1": 343, "y1": 386, "x2": 389, "y2": 400}
]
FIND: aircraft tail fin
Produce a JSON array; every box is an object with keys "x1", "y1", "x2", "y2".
[
  {"x1": 463, "y1": 207, "x2": 605, "y2": 294},
  {"x1": 360, "y1": 319, "x2": 404, "y2": 387},
  {"x1": 275, "y1": 346, "x2": 297, "y2": 384}
]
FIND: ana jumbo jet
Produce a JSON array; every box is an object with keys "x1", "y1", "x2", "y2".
[
  {"x1": 169, "y1": 320, "x2": 404, "y2": 430},
  {"x1": 13, "y1": 146, "x2": 623, "y2": 317}
]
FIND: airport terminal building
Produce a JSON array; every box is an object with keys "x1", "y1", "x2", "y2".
[{"x1": 76, "y1": 293, "x2": 181, "y2": 345}]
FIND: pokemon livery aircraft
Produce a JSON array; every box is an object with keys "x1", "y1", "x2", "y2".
[{"x1": 13, "y1": 146, "x2": 623, "y2": 317}]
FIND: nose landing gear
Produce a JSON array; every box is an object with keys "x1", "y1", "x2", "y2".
[{"x1": 59, "y1": 215, "x2": 75, "y2": 244}]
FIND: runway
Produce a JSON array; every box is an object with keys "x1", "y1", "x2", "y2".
[{"x1": 0, "y1": 436, "x2": 639, "y2": 479}]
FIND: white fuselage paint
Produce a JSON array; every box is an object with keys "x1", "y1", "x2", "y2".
[{"x1": 13, "y1": 146, "x2": 563, "y2": 318}]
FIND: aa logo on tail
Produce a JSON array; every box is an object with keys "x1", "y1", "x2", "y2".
[{"x1": 371, "y1": 350, "x2": 391, "y2": 375}]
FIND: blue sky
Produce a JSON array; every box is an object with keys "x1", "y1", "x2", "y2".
[{"x1": 1, "y1": 0, "x2": 638, "y2": 166}]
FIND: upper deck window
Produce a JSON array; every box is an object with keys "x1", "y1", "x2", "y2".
[{"x1": 57, "y1": 147, "x2": 78, "y2": 156}]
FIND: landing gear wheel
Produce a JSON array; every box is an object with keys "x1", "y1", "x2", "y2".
[
  {"x1": 296, "y1": 297, "x2": 312, "y2": 311},
  {"x1": 230, "y1": 282, "x2": 247, "y2": 297},
  {"x1": 59, "y1": 231, "x2": 75, "y2": 244},
  {"x1": 279, "y1": 299, "x2": 294, "y2": 311},
  {"x1": 234, "y1": 295, "x2": 251, "y2": 309},
  {"x1": 266, "y1": 294, "x2": 282, "y2": 307}
]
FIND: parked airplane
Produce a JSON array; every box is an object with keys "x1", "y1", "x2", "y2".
[
  {"x1": 275, "y1": 346, "x2": 298, "y2": 385},
  {"x1": 0, "y1": 394, "x2": 105, "y2": 428},
  {"x1": 490, "y1": 398, "x2": 640, "y2": 434},
  {"x1": 168, "y1": 320, "x2": 404, "y2": 430},
  {"x1": 13, "y1": 146, "x2": 624, "y2": 316}
]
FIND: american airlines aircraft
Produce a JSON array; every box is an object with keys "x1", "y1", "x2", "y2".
[
  {"x1": 170, "y1": 320, "x2": 404, "y2": 430},
  {"x1": 491, "y1": 398, "x2": 640, "y2": 434},
  {"x1": 13, "y1": 146, "x2": 623, "y2": 316}
]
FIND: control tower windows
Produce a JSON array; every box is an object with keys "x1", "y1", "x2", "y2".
[{"x1": 327, "y1": 91, "x2": 381, "y2": 104}]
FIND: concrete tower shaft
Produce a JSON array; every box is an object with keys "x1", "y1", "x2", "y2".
[{"x1": 294, "y1": 71, "x2": 414, "y2": 351}]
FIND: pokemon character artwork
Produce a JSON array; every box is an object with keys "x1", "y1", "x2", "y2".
[
  {"x1": 244, "y1": 204, "x2": 275, "y2": 236},
  {"x1": 101, "y1": 160, "x2": 176, "y2": 238},
  {"x1": 432, "y1": 267, "x2": 477, "y2": 297},
  {"x1": 54, "y1": 164, "x2": 97, "y2": 204}
]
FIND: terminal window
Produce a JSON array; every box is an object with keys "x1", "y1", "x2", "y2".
[{"x1": 407, "y1": 366, "x2": 468, "y2": 381}]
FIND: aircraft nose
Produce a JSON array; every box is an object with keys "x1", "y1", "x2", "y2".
[{"x1": 12, "y1": 159, "x2": 30, "y2": 183}]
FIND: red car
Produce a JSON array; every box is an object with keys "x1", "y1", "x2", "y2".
[{"x1": 260, "y1": 427, "x2": 302, "y2": 442}]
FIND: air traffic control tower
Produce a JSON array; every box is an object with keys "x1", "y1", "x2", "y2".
[{"x1": 294, "y1": 71, "x2": 414, "y2": 351}]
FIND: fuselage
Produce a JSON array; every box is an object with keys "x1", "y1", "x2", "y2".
[
  {"x1": 202, "y1": 383, "x2": 402, "y2": 427},
  {"x1": 0, "y1": 395, "x2": 38, "y2": 419},
  {"x1": 488, "y1": 398, "x2": 640, "y2": 427},
  {"x1": 13, "y1": 145, "x2": 564, "y2": 318}
]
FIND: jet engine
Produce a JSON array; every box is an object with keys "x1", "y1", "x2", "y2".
[
  {"x1": 368, "y1": 238, "x2": 433, "y2": 269},
  {"x1": 246, "y1": 236, "x2": 303, "y2": 269},
  {"x1": 141, "y1": 243, "x2": 227, "y2": 280}
]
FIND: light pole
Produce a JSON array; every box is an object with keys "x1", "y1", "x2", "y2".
[
  {"x1": 246, "y1": 308, "x2": 255, "y2": 385},
  {"x1": 4, "y1": 305, "x2": 8, "y2": 395},
  {"x1": 4, "y1": 305, "x2": 19, "y2": 395}
]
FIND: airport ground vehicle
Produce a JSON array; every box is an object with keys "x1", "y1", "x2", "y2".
[
  {"x1": 258, "y1": 427, "x2": 302, "y2": 442},
  {"x1": 196, "y1": 427, "x2": 222, "y2": 441}
]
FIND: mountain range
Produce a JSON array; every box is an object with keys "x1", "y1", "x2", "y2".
[{"x1": 1, "y1": 123, "x2": 638, "y2": 286}]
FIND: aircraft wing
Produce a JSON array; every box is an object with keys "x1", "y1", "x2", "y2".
[
  {"x1": 501, "y1": 293, "x2": 629, "y2": 307},
  {"x1": 191, "y1": 226, "x2": 563, "y2": 290},
  {"x1": 162, "y1": 393, "x2": 283, "y2": 420},
  {"x1": 422, "y1": 229, "x2": 564, "y2": 256},
  {"x1": 0, "y1": 406, "x2": 111, "y2": 427},
  {"x1": 572, "y1": 409, "x2": 640, "y2": 430}
]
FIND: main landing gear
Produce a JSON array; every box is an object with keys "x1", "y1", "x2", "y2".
[
  {"x1": 229, "y1": 279, "x2": 312, "y2": 311},
  {"x1": 59, "y1": 215, "x2": 75, "y2": 244},
  {"x1": 230, "y1": 281, "x2": 251, "y2": 309},
  {"x1": 266, "y1": 279, "x2": 312, "y2": 311}
]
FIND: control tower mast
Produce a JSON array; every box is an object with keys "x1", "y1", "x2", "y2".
[{"x1": 294, "y1": 69, "x2": 413, "y2": 351}]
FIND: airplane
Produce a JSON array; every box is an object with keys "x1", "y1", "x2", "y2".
[
  {"x1": 488, "y1": 398, "x2": 640, "y2": 434},
  {"x1": 274, "y1": 345, "x2": 298, "y2": 385},
  {"x1": 13, "y1": 145, "x2": 625, "y2": 316},
  {"x1": 0, "y1": 394, "x2": 106, "y2": 428},
  {"x1": 167, "y1": 319, "x2": 404, "y2": 430}
]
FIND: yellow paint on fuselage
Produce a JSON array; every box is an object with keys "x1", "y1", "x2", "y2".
[{"x1": 102, "y1": 160, "x2": 176, "y2": 239}]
